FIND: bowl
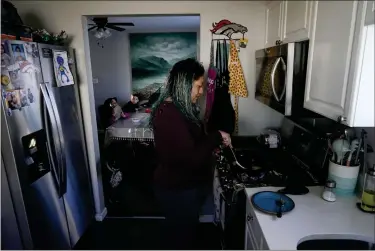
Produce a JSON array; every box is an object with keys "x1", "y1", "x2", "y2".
[{"x1": 131, "y1": 117, "x2": 141, "y2": 125}]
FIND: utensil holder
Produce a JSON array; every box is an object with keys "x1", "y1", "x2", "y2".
[{"x1": 328, "y1": 160, "x2": 360, "y2": 196}]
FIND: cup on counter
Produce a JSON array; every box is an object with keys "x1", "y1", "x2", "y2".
[{"x1": 328, "y1": 160, "x2": 360, "y2": 196}]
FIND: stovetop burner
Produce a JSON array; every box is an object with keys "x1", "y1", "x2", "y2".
[
  {"x1": 237, "y1": 169, "x2": 287, "y2": 187},
  {"x1": 215, "y1": 146, "x2": 319, "y2": 193}
]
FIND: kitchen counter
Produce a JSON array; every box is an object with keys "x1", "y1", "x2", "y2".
[{"x1": 245, "y1": 186, "x2": 375, "y2": 250}]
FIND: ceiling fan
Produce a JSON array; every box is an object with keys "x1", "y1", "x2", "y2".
[{"x1": 88, "y1": 17, "x2": 134, "y2": 32}]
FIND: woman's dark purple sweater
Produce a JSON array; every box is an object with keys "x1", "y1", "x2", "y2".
[{"x1": 152, "y1": 101, "x2": 222, "y2": 189}]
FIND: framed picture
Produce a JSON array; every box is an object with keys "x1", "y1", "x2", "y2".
[{"x1": 129, "y1": 32, "x2": 197, "y2": 99}]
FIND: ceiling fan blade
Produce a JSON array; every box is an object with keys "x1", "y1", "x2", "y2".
[
  {"x1": 88, "y1": 26, "x2": 98, "y2": 31},
  {"x1": 107, "y1": 22, "x2": 134, "y2": 26},
  {"x1": 106, "y1": 24, "x2": 126, "y2": 32}
]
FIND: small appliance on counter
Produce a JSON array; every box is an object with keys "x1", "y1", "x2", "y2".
[{"x1": 257, "y1": 129, "x2": 281, "y2": 149}]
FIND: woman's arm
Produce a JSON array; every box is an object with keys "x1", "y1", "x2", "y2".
[{"x1": 153, "y1": 105, "x2": 222, "y2": 171}]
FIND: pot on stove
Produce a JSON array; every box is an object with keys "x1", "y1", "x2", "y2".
[{"x1": 231, "y1": 150, "x2": 267, "y2": 182}]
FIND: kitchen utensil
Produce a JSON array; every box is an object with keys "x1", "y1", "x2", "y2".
[
  {"x1": 332, "y1": 138, "x2": 350, "y2": 164},
  {"x1": 346, "y1": 139, "x2": 359, "y2": 166},
  {"x1": 229, "y1": 146, "x2": 246, "y2": 170},
  {"x1": 276, "y1": 198, "x2": 284, "y2": 218},
  {"x1": 354, "y1": 129, "x2": 372, "y2": 167},
  {"x1": 344, "y1": 128, "x2": 355, "y2": 143},
  {"x1": 328, "y1": 160, "x2": 360, "y2": 196},
  {"x1": 354, "y1": 138, "x2": 363, "y2": 165},
  {"x1": 328, "y1": 138, "x2": 335, "y2": 161},
  {"x1": 251, "y1": 191, "x2": 295, "y2": 216}
]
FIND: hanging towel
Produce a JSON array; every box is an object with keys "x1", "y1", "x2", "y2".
[
  {"x1": 207, "y1": 41, "x2": 235, "y2": 134},
  {"x1": 228, "y1": 40, "x2": 248, "y2": 134},
  {"x1": 204, "y1": 40, "x2": 217, "y2": 124}
]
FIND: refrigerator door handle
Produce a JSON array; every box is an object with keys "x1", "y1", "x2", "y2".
[
  {"x1": 41, "y1": 83, "x2": 63, "y2": 197},
  {"x1": 45, "y1": 141, "x2": 61, "y2": 192},
  {"x1": 44, "y1": 82, "x2": 67, "y2": 196}
]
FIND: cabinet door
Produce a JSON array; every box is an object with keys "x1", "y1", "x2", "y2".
[
  {"x1": 245, "y1": 224, "x2": 257, "y2": 250},
  {"x1": 304, "y1": 1, "x2": 358, "y2": 121},
  {"x1": 265, "y1": 1, "x2": 284, "y2": 47},
  {"x1": 282, "y1": 1, "x2": 313, "y2": 42},
  {"x1": 365, "y1": 1, "x2": 374, "y2": 25}
]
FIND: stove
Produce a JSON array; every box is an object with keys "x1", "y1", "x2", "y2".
[
  {"x1": 214, "y1": 118, "x2": 332, "y2": 249},
  {"x1": 215, "y1": 146, "x2": 320, "y2": 198},
  {"x1": 213, "y1": 143, "x2": 322, "y2": 250}
]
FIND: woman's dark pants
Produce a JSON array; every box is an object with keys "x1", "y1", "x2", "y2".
[{"x1": 154, "y1": 186, "x2": 207, "y2": 250}]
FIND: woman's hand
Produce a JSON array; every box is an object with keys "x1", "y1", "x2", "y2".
[{"x1": 219, "y1": 130, "x2": 232, "y2": 147}]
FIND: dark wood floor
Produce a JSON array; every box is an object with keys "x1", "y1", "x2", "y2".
[{"x1": 74, "y1": 218, "x2": 222, "y2": 250}]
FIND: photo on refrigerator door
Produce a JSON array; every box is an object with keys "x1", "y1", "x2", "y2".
[
  {"x1": 1, "y1": 72, "x2": 14, "y2": 91},
  {"x1": 19, "y1": 89, "x2": 30, "y2": 107},
  {"x1": 5, "y1": 90, "x2": 21, "y2": 110},
  {"x1": 11, "y1": 43, "x2": 27, "y2": 62},
  {"x1": 1, "y1": 42, "x2": 11, "y2": 68},
  {"x1": 8, "y1": 70, "x2": 25, "y2": 89},
  {"x1": 24, "y1": 43, "x2": 39, "y2": 58},
  {"x1": 52, "y1": 50, "x2": 74, "y2": 87},
  {"x1": 27, "y1": 88, "x2": 34, "y2": 103}
]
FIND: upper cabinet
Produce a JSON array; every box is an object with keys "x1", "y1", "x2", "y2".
[
  {"x1": 263, "y1": 1, "x2": 374, "y2": 126},
  {"x1": 265, "y1": 1, "x2": 283, "y2": 48},
  {"x1": 365, "y1": 1, "x2": 375, "y2": 25},
  {"x1": 265, "y1": 1, "x2": 313, "y2": 47},
  {"x1": 304, "y1": 1, "x2": 374, "y2": 127},
  {"x1": 281, "y1": 1, "x2": 313, "y2": 43}
]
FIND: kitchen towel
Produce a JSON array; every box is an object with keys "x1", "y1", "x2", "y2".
[
  {"x1": 207, "y1": 41, "x2": 235, "y2": 134},
  {"x1": 228, "y1": 40, "x2": 248, "y2": 134},
  {"x1": 204, "y1": 40, "x2": 217, "y2": 124}
]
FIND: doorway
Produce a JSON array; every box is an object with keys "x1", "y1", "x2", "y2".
[{"x1": 85, "y1": 14, "x2": 200, "y2": 218}]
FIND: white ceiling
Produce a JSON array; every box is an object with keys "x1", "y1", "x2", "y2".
[{"x1": 87, "y1": 15, "x2": 200, "y2": 32}]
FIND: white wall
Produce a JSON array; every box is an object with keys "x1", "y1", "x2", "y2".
[
  {"x1": 89, "y1": 31, "x2": 132, "y2": 108},
  {"x1": 12, "y1": 1, "x2": 283, "y2": 218}
]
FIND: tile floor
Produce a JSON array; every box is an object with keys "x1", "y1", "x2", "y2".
[{"x1": 74, "y1": 218, "x2": 222, "y2": 250}]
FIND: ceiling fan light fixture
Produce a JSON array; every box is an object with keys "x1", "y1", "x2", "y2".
[
  {"x1": 94, "y1": 28, "x2": 105, "y2": 39},
  {"x1": 104, "y1": 29, "x2": 111, "y2": 38}
]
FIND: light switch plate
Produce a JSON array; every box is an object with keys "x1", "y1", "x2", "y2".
[{"x1": 93, "y1": 78, "x2": 99, "y2": 84}]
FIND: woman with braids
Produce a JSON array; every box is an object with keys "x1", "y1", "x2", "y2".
[{"x1": 150, "y1": 58, "x2": 231, "y2": 249}]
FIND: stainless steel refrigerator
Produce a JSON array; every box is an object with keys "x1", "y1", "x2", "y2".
[{"x1": 1, "y1": 40, "x2": 93, "y2": 249}]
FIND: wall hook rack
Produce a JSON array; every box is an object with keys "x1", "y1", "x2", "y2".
[{"x1": 210, "y1": 19, "x2": 248, "y2": 50}]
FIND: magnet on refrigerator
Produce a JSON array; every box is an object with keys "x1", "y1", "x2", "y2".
[{"x1": 52, "y1": 50, "x2": 74, "y2": 87}]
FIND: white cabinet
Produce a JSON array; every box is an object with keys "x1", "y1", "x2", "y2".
[
  {"x1": 282, "y1": 1, "x2": 314, "y2": 42},
  {"x1": 265, "y1": 1, "x2": 283, "y2": 48},
  {"x1": 365, "y1": 1, "x2": 374, "y2": 25},
  {"x1": 244, "y1": 200, "x2": 269, "y2": 250},
  {"x1": 304, "y1": 1, "x2": 374, "y2": 127},
  {"x1": 245, "y1": 224, "x2": 257, "y2": 250},
  {"x1": 265, "y1": 1, "x2": 313, "y2": 47}
]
